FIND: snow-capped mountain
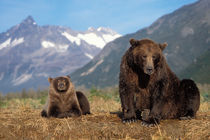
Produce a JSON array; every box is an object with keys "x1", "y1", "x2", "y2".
[{"x1": 0, "y1": 16, "x2": 121, "y2": 93}]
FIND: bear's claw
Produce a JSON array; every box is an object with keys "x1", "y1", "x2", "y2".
[
  {"x1": 122, "y1": 118, "x2": 137, "y2": 123},
  {"x1": 141, "y1": 121, "x2": 156, "y2": 127}
]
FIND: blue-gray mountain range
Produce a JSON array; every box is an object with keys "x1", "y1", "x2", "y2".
[{"x1": 0, "y1": 16, "x2": 121, "y2": 93}]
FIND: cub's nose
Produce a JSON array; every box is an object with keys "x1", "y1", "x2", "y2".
[{"x1": 59, "y1": 83, "x2": 64, "y2": 88}]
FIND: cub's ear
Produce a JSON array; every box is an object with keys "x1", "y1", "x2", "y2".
[
  {"x1": 130, "y1": 38, "x2": 139, "y2": 46},
  {"x1": 159, "y1": 42, "x2": 168, "y2": 51},
  {"x1": 48, "y1": 77, "x2": 53, "y2": 83}
]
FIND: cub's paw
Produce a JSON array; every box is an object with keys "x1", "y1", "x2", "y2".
[
  {"x1": 141, "y1": 121, "x2": 156, "y2": 127},
  {"x1": 141, "y1": 109, "x2": 150, "y2": 121},
  {"x1": 122, "y1": 117, "x2": 137, "y2": 123}
]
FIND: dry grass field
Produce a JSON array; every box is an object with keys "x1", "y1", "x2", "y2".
[{"x1": 0, "y1": 86, "x2": 209, "y2": 140}]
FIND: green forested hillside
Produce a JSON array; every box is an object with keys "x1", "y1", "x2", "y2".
[{"x1": 179, "y1": 49, "x2": 210, "y2": 84}]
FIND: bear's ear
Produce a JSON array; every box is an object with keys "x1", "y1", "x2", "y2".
[
  {"x1": 66, "y1": 75, "x2": 71, "y2": 79},
  {"x1": 48, "y1": 77, "x2": 53, "y2": 83},
  {"x1": 130, "y1": 38, "x2": 139, "y2": 46},
  {"x1": 159, "y1": 42, "x2": 168, "y2": 51}
]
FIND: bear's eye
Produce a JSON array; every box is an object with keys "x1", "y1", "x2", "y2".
[
  {"x1": 152, "y1": 55, "x2": 156, "y2": 59},
  {"x1": 142, "y1": 55, "x2": 147, "y2": 59}
]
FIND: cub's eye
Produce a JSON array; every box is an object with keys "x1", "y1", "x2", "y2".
[{"x1": 152, "y1": 55, "x2": 156, "y2": 59}]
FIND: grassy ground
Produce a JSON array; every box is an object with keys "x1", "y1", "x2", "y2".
[{"x1": 0, "y1": 87, "x2": 209, "y2": 140}]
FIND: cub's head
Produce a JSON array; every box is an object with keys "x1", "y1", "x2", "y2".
[
  {"x1": 128, "y1": 38, "x2": 167, "y2": 75},
  {"x1": 48, "y1": 76, "x2": 71, "y2": 93}
]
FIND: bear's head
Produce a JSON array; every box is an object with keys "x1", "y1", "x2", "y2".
[
  {"x1": 128, "y1": 38, "x2": 167, "y2": 75},
  {"x1": 48, "y1": 76, "x2": 71, "y2": 93}
]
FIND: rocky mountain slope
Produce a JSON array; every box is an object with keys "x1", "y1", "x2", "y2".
[
  {"x1": 0, "y1": 16, "x2": 121, "y2": 93},
  {"x1": 71, "y1": 0, "x2": 210, "y2": 87}
]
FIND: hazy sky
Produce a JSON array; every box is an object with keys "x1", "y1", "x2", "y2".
[{"x1": 0, "y1": 0, "x2": 197, "y2": 34}]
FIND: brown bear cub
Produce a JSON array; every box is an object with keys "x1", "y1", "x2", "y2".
[
  {"x1": 119, "y1": 38, "x2": 200, "y2": 126},
  {"x1": 41, "y1": 75, "x2": 90, "y2": 118}
]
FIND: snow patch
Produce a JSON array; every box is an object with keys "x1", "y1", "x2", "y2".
[
  {"x1": 97, "y1": 27, "x2": 103, "y2": 32},
  {"x1": 42, "y1": 41, "x2": 55, "y2": 48},
  {"x1": 78, "y1": 33, "x2": 105, "y2": 49},
  {"x1": 85, "y1": 53, "x2": 93, "y2": 59},
  {"x1": 81, "y1": 59, "x2": 104, "y2": 76},
  {"x1": 0, "y1": 38, "x2": 11, "y2": 50},
  {"x1": 42, "y1": 40, "x2": 68, "y2": 52},
  {"x1": 62, "y1": 28, "x2": 121, "y2": 49},
  {"x1": 103, "y1": 34, "x2": 121, "y2": 43},
  {"x1": 12, "y1": 74, "x2": 32, "y2": 86},
  {"x1": 0, "y1": 37, "x2": 24, "y2": 50},
  {"x1": 97, "y1": 27, "x2": 118, "y2": 35},
  {"x1": 61, "y1": 32, "x2": 81, "y2": 45},
  {"x1": 11, "y1": 37, "x2": 24, "y2": 47}
]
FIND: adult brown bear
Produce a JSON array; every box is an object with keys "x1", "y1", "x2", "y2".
[
  {"x1": 41, "y1": 76, "x2": 90, "y2": 118},
  {"x1": 119, "y1": 38, "x2": 200, "y2": 126}
]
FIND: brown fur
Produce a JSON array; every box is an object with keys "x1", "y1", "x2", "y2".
[
  {"x1": 119, "y1": 38, "x2": 200, "y2": 124},
  {"x1": 41, "y1": 76, "x2": 90, "y2": 118}
]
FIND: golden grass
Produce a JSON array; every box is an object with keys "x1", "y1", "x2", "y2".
[{"x1": 0, "y1": 97, "x2": 209, "y2": 140}]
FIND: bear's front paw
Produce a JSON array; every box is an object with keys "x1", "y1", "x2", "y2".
[
  {"x1": 41, "y1": 110, "x2": 47, "y2": 117},
  {"x1": 123, "y1": 111, "x2": 136, "y2": 123},
  {"x1": 57, "y1": 113, "x2": 68, "y2": 118}
]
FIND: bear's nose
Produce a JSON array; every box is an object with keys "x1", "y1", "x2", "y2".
[{"x1": 146, "y1": 67, "x2": 153, "y2": 74}]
